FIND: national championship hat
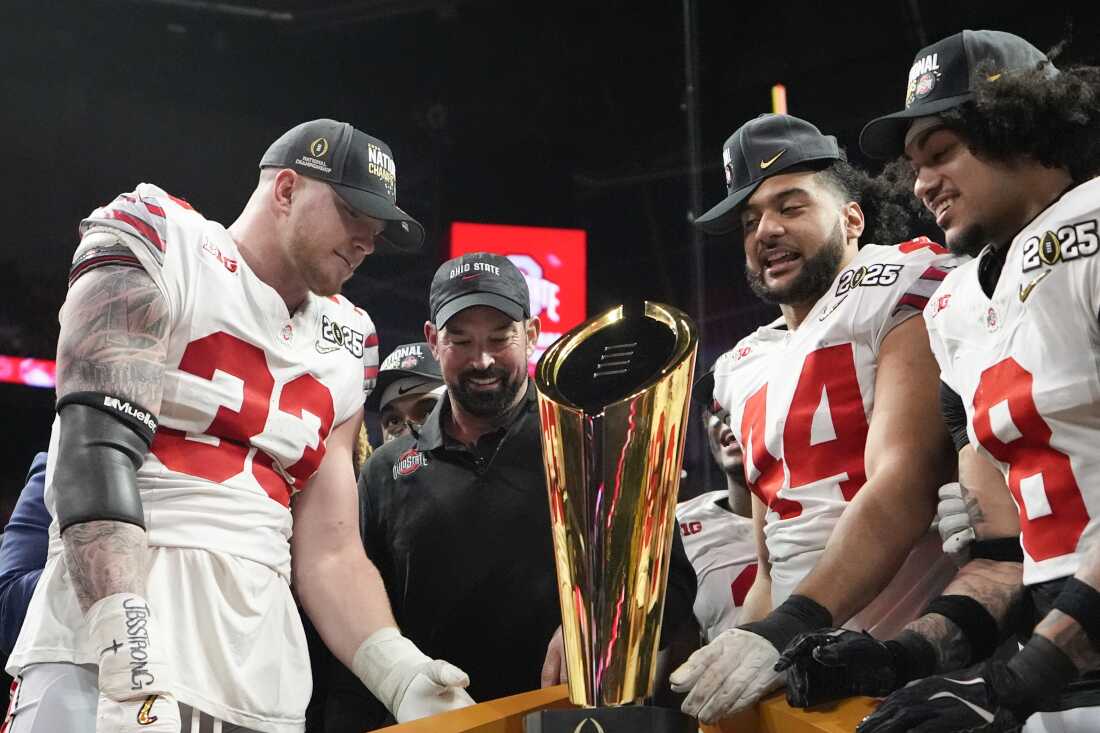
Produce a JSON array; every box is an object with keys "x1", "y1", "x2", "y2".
[
  {"x1": 365, "y1": 342, "x2": 444, "y2": 413},
  {"x1": 693, "y1": 114, "x2": 841, "y2": 235},
  {"x1": 860, "y1": 30, "x2": 1058, "y2": 160},
  {"x1": 429, "y1": 252, "x2": 532, "y2": 328},
  {"x1": 260, "y1": 118, "x2": 425, "y2": 251}
]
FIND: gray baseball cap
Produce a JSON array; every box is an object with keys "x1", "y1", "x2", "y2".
[
  {"x1": 694, "y1": 114, "x2": 841, "y2": 235},
  {"x1": 860, "y1": 30, "x2": 1057, "y2": 160},
  {"x1": 260, "y1": 118, "x2": 425, "y2": 251}
]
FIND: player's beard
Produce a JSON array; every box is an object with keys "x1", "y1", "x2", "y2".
[
  {"x1": 946, "y1": 224, "x2": 992, "y2": 258},
  {"x1": 745, "y1": 221, "x2": 845, "y2": 306},
  {"x1": 449, "y1": 364, "x2": 525, "y2": 418}
]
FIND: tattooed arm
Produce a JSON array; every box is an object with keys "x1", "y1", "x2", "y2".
[
  {"x1": 899, "y1": 446, "x2": 1024, "y2": 672},
  {"x1": 55, "y1": 264, "x2": 169, "y2": 613}
]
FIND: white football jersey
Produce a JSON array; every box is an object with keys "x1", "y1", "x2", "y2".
[
  {"x1": 925, "y1": 177, "x2": 1100, "y2": 587},
  {"x1": 9, "y1": 184, "x2": 378, "y2": 733},
  {"x1": 676, "y1": 491, "x2": 757, "y2": 642},
  {"x1": 714, "y1": 241, "x2": 962, "y2": 607}
]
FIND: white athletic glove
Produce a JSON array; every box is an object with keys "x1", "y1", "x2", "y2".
[
  {"x1": 937, "y1": 482, "x2": 976, "y2": 565},
  {"x1": 669, "y1": 628, "x2": 784, "y2": 724},
  {"x1": 86, "y1": 592, "x2": 182, "y2": 732},
  {"x1": 353, "y1": 627, "x2": 476, "y2": 723}
]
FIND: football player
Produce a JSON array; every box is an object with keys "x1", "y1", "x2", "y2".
[
  {"x1": 668, "y1": 113, "x2": 962, "y2": 724},
  {"x1": 366, "y1": 342, "x2": 445, "y2": 444},
  {"x1": 3, "y1": 120, "x2": 473, "y2": 733},
  {"x1": 802, "y1": 30, "x2": 1100, "y2": 733}
]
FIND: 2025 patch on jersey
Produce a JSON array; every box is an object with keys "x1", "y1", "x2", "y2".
[
  {"x1": 925, "y1": 177, "x2": 1100, "y2": 586},
  {"x1": 713, "y1": 240, "x2": 961, "y2": 606}
]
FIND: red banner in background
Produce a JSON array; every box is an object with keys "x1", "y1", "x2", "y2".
[
  {"x1": 450, "y1": 222, "x2": 587, "y2": 374},
  {"x1": 0, "y1": 356, "x2": 56, "y2": 388}
]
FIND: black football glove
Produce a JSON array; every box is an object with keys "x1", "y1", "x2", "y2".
[
  {"x1": 775, "y1": 629, "x2": 904, "y2": 707},
  {"x1": 856, "y1": 659, "x2": 1030, "y2": 733}
]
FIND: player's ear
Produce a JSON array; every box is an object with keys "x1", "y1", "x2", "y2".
[
  {"x1": 842, "y1": 201, "x2": 865, "y2": 244},
  {"x1": 524, "y1": 317, "x2": 541, "y2": 360},
  {"x1": 271, "y1": 169, "x2": 299, "y2": 216},
  {"x1": 425, "y1": 321, "x2": 440, "y2": 357}
]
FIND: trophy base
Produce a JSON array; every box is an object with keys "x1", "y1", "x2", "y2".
[{"x1": 524, "y1": 705, "x2": 696, "y2": 733}]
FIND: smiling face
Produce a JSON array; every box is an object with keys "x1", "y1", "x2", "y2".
[
  {"x1": 281, "y1": 176, "x2": 385, "y2": 296},
  {"x1": 739, "y1": 169, "x2": 862, "y2": 308},
  {"x1": 427, "y1": 305, "x2": 540, "y2": 419},
  {"x1": 905, "y1": 125, "x2": 1035, "y2": 256},
  {"x1": 701, "y1": 405, "x2": 743, "y2": 480}
]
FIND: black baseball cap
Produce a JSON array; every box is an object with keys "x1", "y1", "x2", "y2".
[
  {"x1": 429, "y1": 252, "x2": 531, "y2": 327},
  {"x1": 860, "y1": 30, "x2": 1057, "y2": 160},
  {"x1": 365, "y1": 342, "x2": 444, "y2": 412},
  {"x1": 693, "y1": 114, "x2": 841, "y2": 235},
  {"x1": 691, "y1": 366, "x2": 717, "y2": 409},
  {"x1": 260, "y1": 119, "x2": 425, "y2": 251}
]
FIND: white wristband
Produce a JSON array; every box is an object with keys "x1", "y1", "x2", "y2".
[
  {"x1": 351, "y1": 627, "x2": 431, "y2": 712},
  {"x1": 86, "y1": 592, "x2": 172, "y2": 701}
]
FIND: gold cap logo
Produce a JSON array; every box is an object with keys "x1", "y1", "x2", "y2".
[
  {"x1": 310, "y1": 137, "x2": 330, "y2": 158},
  {"x1": 759, "y1": 149, "x2": 786, "y2": 169}
]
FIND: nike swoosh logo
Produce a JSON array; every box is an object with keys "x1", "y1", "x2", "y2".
[
  {"x1": 928, "y1": 691, "x2": 994, "y2": 723},
  {"x1": 1019, "y1": 269, "x2": 1052, "y2": 302},
  {"x1": 462, "y1": 274, "x2": 480, "y2": 280},
  {"x1": 137, "y1": 695, "x2": 160, "y2": 725},
  {"x1": 759, "y1": 150, "x2": 786, "y2": 169},
  {"x1": 398, "y1": 384, "x2": 423, "y2": 395}
]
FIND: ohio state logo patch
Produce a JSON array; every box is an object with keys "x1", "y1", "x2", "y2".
[{"x1": 394, "y1": 448, "x2": 429, "y2": 478}]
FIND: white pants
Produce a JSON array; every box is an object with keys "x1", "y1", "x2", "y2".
[
  {"x1": 3, "y1": 663, "x2": 263, "y2": 733},
  {"x1": 1024, "y1": 706, "x2": 1100, "y2": 733}
]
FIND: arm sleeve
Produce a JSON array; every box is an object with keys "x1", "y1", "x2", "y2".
[
  {"x1": 940, "y1": 380, "x2": 970, "y2": 451},
  {"x1": 0, "y1": 453, "x2": 51, "y2": 655},
  {"x1": 659, "y1": 529, "x2": 698, "y2": 649}
]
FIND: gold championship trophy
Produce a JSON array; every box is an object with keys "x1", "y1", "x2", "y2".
[{"x1": 528, "y1": 301, "x2": 698, "y2": 733}]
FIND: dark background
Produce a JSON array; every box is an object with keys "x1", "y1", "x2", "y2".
[{"x1": 0, "y1": 0, "x2": 1094, "y2": 516}]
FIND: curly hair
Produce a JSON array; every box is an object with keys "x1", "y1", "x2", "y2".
[
  {"x1": 814, "y1": 154, "x2": 938, "y2": 247},
  {"x1": 942, "y1": 60, "x2": 1100, "y2": 183},
  {"x1": 875, "y1": 55, "x2": 1100, "y2": 209}
]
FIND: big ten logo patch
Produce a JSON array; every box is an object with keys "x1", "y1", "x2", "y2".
[
  {"x1": 317, "y1": 315, "x2": 365, "y2": 358},
  {"x1": 680, "y1": 520, "x2": 702, "y2": 536},
  {"x1": 394, "y1": 448, "x2": 429, "y2": 478}
]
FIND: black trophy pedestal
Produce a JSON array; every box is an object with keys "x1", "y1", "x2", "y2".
[{"x1": 524, "y1": 706, "x2": 696, "y2": 733}]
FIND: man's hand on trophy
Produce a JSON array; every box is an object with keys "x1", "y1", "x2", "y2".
[
  {"x1": 540, "y1": 625, "x2": 570, "y2": 687},
  {"x1": 352, "y1": 627, "x2": 476, "y2": 723},
  {"x1": 394, "y1": 664, "x2": 477, "y2": 722},
  {"x1": 669, "y1": 628, "x2": 783, "y2": 723},
  {"x1": 776, "y1": 629, "x2": 909, "y2": 707}
]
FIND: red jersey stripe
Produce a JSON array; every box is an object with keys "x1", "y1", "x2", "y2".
[
  {"x1": 365, "y1": 366, "x2": 379, "y2": 379},
  {"x1": 893, "y1": 293, "x2": 929, "y2": 313},
  {"x1": 364, "y1": 332, "x2": 379, "y2": 347},
  {"x1": 108, "y1": 210, "x2": 165, "y2": 252},
  {"x1": 919, "y1": 266, "x2": 949, "y2": 282}
]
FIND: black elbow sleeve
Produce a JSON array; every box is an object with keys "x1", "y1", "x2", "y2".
[{"x1": 54, "y1": 393, "x2": 157, "y2": 533}]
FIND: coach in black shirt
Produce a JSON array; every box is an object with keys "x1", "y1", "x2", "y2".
[{"x1": 314, "y1": 252, "x2": 696, "y2": 731}]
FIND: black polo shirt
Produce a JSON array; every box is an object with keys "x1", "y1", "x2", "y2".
[{"x1": 312, "y1": 380, "x2": 696, "y2": 731}]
